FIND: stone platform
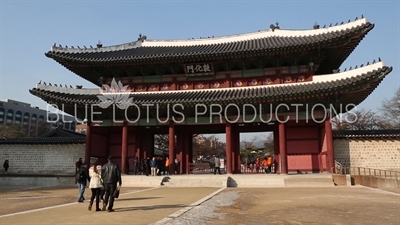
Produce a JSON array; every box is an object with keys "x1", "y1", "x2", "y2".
[{"x1": 122, "y1": 173, "x2": 335, "y2": 188}]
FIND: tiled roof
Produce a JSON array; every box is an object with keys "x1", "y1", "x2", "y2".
[
  {"x1": 0, "y1": 137, "x2": 85, "y2": 144},
  {"x1": 45, "y1": 18, "x2": 373, "y2": 64},
  {"x1": 40, "y1": 127, "x2": 85, "y2": 138},
  {"x1": 333, "y1": 129, "x2": 400, "y2": 139},
  {"x1": 29, "y1": 65, "x2": 392, "y2": 106}
]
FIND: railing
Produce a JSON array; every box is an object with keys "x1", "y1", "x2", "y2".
[
  {"x1": 189, "y1": 163, "x2": 215, "y2": 174},
  {"x1": 189, "y1": 163, "x2": 275, "y2": 174},
  {"x1": 333, "y1": 166, "x2": 400, "y2": 189}
]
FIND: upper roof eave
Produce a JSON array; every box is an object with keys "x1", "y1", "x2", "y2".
[
  {"x1": 48, "y1": 17, "x2": 369, "y2": 53},
  {"x1": 44, "y1": 17, "x2": 373, "y2": 64},
  {"x1": 29, "y1": 62, "x2": 392, "y2": 106}
]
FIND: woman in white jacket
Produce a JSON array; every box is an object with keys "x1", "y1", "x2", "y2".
[{"x1": 88, "y1": 161, "x2": 103, "y2": 211}]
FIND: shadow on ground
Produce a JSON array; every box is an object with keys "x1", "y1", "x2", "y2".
[
  {"x1": 114, "y1": 204, "x2": 188, "y2": 212},
  {"x1": 116, "y1": 197, "x2": 162, "y2": 201}
]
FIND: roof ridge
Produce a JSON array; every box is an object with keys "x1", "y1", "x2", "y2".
[
  {"x1": 339, "y1": 57, "x2": 382, "y2": 73},
  {"x1": 40, "y1": 127, "x2": 83, "y2": 137},
  {"x1": 0, "y1": 136, "x2": 86, "y2": 144},
  {"x1": 48, "y1": 17, "x2": 369, "y2": 53}
]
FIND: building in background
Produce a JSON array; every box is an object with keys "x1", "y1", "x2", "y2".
[
  {"x1": 0, "y1": 99, "x2": 77, "y2": 137},
  {"x1": 75, "y1": 124, "x2": 87, "y2": 134}
]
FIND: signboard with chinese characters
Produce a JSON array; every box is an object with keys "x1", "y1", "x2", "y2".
[{"x1": 184, "y1": 63, "x2": 214, "y2": 76}]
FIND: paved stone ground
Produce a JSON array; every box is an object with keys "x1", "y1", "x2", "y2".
[
  {"x1": 1, "y1": 186, "x2": 399, "y2": 225},
  {"x1": 0, "y1": 186, "x2": 219, "y2": 225},
  {"x1": 0, "y1": 185, "x2": 144, "y2": 216},
  {"x1": 208, "y1": 187, "x2": 400, "y2": 225}
]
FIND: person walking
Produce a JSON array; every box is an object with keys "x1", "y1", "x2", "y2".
[
  {"x1": 101, "y1": 155, "x2": 122, "y2": 212},
  {"x1": 3, "y1": 160, "x2": 9, "y2": 174},
  {"x1": 174, "y1": 158, "x2": 179, "y2": 174},
  {"x1": 150, "y1": 157, "x2": 157, "y2": 176},
  {"x1": 214, "y1": 156, "x2": 221, "y2": 175},
  {"x1": 75, "y1": 158, "x2": 83, "y2": 175},
  {"x1": 133, "y1": 157, "x2": 139, "y2": 175},
  {"x1": 165, "y1": 156, "x2": 170, "y2": 175},
  {"x1": 88, "y1": 161, "x2": 103, "y2": 211},
  {"x1": 76, "y1": 163, "x2": 89, "y2": 203}
]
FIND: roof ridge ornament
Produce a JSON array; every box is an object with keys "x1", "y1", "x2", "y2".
[
  {"x1": 270, "y1": 22, "x2": 280, "y2": 32},
  {"x1": 97, "y1": 41, "x2": 102, "y2": 48},
  {"x1": 138, "y1": 33, "x2": 147, "y2": 42},
  {"x1": 313, "y1": 22, "x2": 319, "y2": 29}
]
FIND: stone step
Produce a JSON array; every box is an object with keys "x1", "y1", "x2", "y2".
[
  {"x1": 284, "y1": 177, "x2": 334, "y2": 187},
  {"x1": 285, "y1": 182, "x2": 335, "y2": 187},
  {"x1": 284, "y1": 178, "x2": 333, "y2": 183}
]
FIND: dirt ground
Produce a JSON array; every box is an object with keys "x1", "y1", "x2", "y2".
[
  {"x1": 0, "y1": 185, "x2": 143, "y2": 216},
  {"x1": 213, "y1": 187, "x2": 400, "y2": 225}
]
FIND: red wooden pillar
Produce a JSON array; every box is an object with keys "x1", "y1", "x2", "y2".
[
  {"x1": 279, "y1": 122, "x2": 288, "y2": 174},
  {"x1": 135, "y1": 131, "x2": 141, "y2": 160},
  {"x1": 317, "y1": 124, "x2": 323, "y2": 173},
  {"x1": 231, "y1": 130, "x2": 236, "y2": 174},
  {"x1": 84, "y1": 122, "x2": 91, "y2": 164},
  {"x1": 176, "y1": 127, "x2": 183, "y2": 174},
  {"x1": 121, "y1": 124, "x2": 128, "y2": 174},
  {"x1": 184, "y1": 133, "x2": 190, "y2": 174},
  {"x1": 273, "y1": 125, "x2": 279, "y2": 172},
  {"x1": 225, "y1": 122, "x2": 232, "y2": 174},
  {"x1": 188, "y1": 133, "x2": 193, "y2": 171},
  {"x1": 325, "y1": 117, "x2": 334, "y2": 173},
  {"x1": 184, "y1": 132, "x2": 193, "y2": 174},
  {"x1": 236, "y1": 128, "x2": 241, "y2": 173},
  {"x1": 168, "y1": 121, "x2": 175, "y2": 174},
  {"x1": 232, "y1": 125, "x2": 240, "y2": 173}
]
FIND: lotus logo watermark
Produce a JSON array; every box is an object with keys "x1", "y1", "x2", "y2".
[{"x1": 97, "y1": 78, "x2": 134, "y2": 110}]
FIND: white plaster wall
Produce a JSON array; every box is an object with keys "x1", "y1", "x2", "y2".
[
  {"x1": 0, "y1": 144, "x2": 85, "y2": 175},
  {"x1": 334, "y1": 139, "x2": 400, "y2": 170}
]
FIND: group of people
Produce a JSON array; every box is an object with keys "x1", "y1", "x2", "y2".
[
  {"x1": 75, "y1": 156, "x2": 122, "y2": 212},
  {"x1": 251, "y1": 156, "x2": 274, "y2": 173},
  {"x1": 132, "y1": 156, "x2": 179, "y2": 176}
]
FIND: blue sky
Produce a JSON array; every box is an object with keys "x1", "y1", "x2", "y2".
[{"x1": 1, "y1": 0, "x2": 399, "y2": 141}]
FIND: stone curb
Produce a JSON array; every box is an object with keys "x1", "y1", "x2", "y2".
[{"x1": 151, "y1": 187, "x2": 226, "y2": 225}]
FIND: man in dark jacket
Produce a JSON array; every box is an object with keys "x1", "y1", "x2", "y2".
[
  {"x1": 133, "y1": 157, "x2": 138, "y2": 175},
  {"x1": 76, "y1": 163, "x2": 89, "y2": 203},
  {"x1": 101, "y1": 155, "x2": 122, "y2": 212}
]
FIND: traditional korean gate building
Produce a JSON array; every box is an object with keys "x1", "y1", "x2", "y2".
[{"x1": 30, "y1": 16, "x2": 392, "y2": 174}]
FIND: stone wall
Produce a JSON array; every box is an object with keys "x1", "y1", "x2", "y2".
[
  {"x1": 1, "y1": 138, "x2": 399, "y2": 176},
  {"x1": 0, "y1": 144, "x2": 85, "y2": 175},
  {"x1": 334, "y1": 139, "x2": 400, "y2": 170}
]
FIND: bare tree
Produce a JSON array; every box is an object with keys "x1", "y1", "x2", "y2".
[
  {"x1": 332, "y1": 109, "x2": 387, "y2": 130},
  {"x1": 154, "y1": 134, "x2": 169, "y2": 150},
  {"x1": 240, "y1": 137, "x2": 265, "y2": 164},
  {"x1": 154, "y1": 133, "x2": 200, "y2": 152},
  {"x1": 192, "y1": 135, "x2": 225, "y2": 160},
  {"x1": 380, "y1": 87, "x2": 400, "y2": 129},
  {"x1": 0, "y1": 124, "x2": 28, "y2": 138},
  {"x1": 263, "y1": 133, "x2": 274, "y2": 156}
]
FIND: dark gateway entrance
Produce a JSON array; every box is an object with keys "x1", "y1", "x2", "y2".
[{"x1": 29, "y1": 16, "x2": 392, "y2": 174}]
